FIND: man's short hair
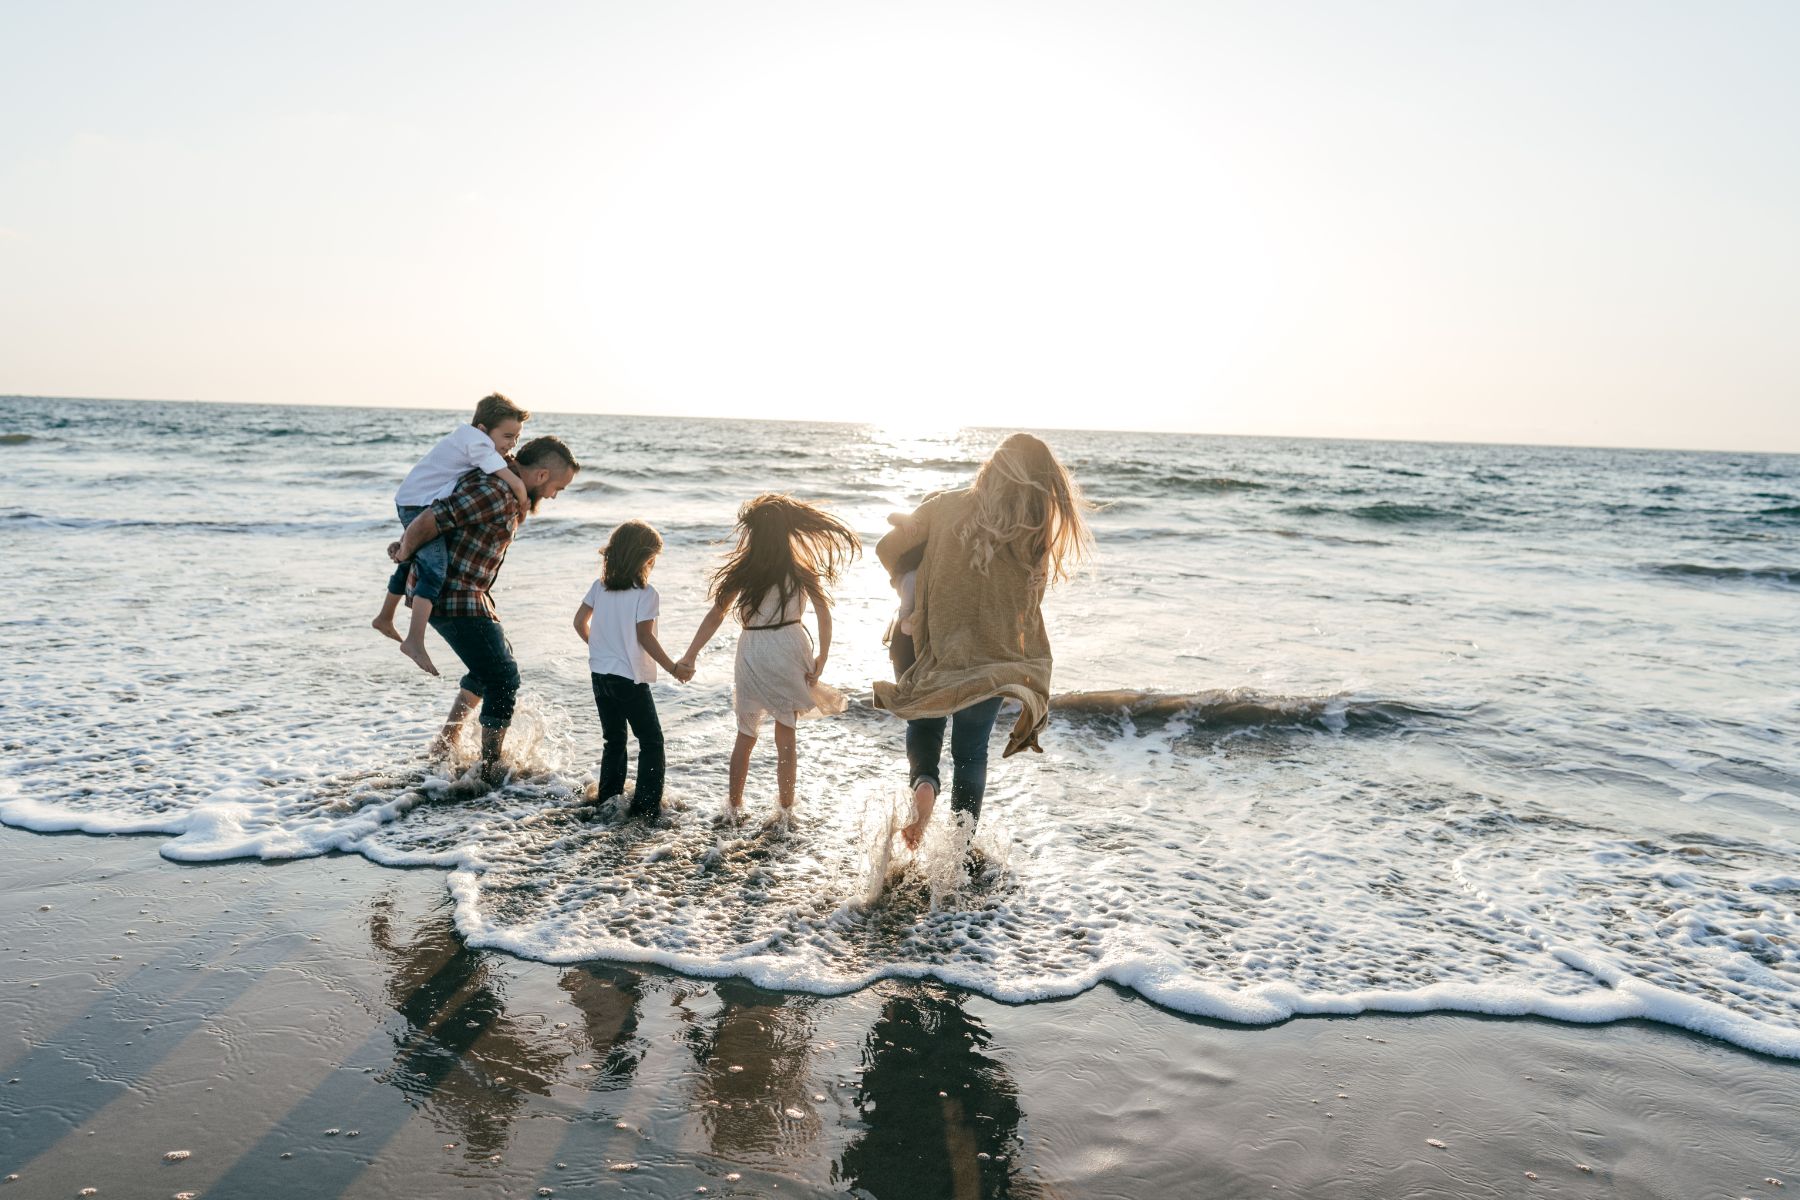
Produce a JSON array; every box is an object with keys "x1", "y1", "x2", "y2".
[
  {"x1": 515, "y1": 435, "x2": 580, "y2": 474},
  {"x1": 473, "y1": 392, "x2": 530, "y2": 429}
]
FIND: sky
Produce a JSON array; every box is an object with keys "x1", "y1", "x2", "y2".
[{"x1": 2, "y1": 1, "x2": 1797, "y2": 451}]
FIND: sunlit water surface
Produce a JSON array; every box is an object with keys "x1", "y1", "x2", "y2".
[{"x1": 2, "y1": 397, "x2": 1797, "y2": 1057}]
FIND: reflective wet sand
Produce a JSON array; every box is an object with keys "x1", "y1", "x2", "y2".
[{"x1": 3, "y1": 828, "x2": 1795, "y2": 1200}]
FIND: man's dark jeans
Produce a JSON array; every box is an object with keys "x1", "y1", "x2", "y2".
[
  {"x1": 429, "y1": 616, "x2": 520, "y2": 729},
  {"x1": 905, "y1": 696, "x2": 1005, "y2": 823},
  {"x1": 591, "y1": 672, "x2": 665, "y2": 817}
]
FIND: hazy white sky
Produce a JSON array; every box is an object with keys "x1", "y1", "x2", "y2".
[{"x1": 3, "y1": 1, "x2": 1797, "y2": 449}]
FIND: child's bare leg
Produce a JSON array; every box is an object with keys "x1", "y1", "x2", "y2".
[
  {"x1": 372, "y1": 590, "x2": 404, "y2": 642},
  {"x1": 399, "y1": 596, "x2": 439, "y2": 676},
  {"x1": 727, "y1": 732, "x2": 756, "y2": 815},
  {"x1": 774, "y1": 721, "x2": 797, "y2": 809},
  {"x1": 901, "y1": 779, "x2": 936, "y2": 850}
]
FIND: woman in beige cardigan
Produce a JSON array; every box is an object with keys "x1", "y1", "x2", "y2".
[{"x1": 873, "y1": 434, "x2": 1093, "y2": 848}]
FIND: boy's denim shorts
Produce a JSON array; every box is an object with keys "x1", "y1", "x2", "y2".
[{"x1": 386, "y1": 502, "x2": 449, "y2": 603}]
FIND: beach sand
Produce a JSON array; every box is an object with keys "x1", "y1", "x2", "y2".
[{"x1": 2, "y1": 826, "x2": 1794, "y2": 1200}]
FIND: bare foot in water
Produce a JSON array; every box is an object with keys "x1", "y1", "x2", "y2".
[
  {"x1": 900, "y1": 779, "x2": 935, "y2": 850},
  {"x1": 372, "y1": 615, "x2": 402, "y2": 643},
  {"x1": 400, "y1": 637, "x2": 439, "y2": 676}
]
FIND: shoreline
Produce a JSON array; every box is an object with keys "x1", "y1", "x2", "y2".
[
  {"x1": 3, "y1": 825, "x2": 1795, "y2": 1199},
  {"x1": 9, "y1": 804, "x2": 1798, "y2": 1065}
]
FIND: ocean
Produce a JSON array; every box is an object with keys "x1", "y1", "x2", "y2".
[{"x1": 2, "y1": 395, "x2": 1797, "y2": 1059}]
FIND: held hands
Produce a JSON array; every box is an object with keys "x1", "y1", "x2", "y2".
[
  {"x1": 671, "y1": 657, "x2": 696, "y2": 684},
  {"x1": 805, "y1": 653, "x2": 828, "y2": 687},
  {"x1": 387, "y1": 540, "x2": 406, "y2": 564}
]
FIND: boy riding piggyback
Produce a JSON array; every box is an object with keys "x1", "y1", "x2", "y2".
[{"x1": 373, "y1": 393, "x2": 532, "y2": 676}]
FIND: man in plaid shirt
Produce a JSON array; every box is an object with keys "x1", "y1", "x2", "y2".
[{"x1": 390, "y1": 435, "x2": 581, "y2": 783}]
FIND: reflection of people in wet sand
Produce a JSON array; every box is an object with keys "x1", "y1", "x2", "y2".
[
  {"x1": 835, "y1": 988, "x2": 1038, "y2": 1200},
  {"x1": 559, "y1": 963, "x2": 648, "y2": 1090},
  {"x1": 686, "y1": 978, "x2": 825, "y2": 1158},
  {"x1": 387, "y1": 435, "x2": 581, "y2": 785},
  {"x1": 368, "y1": 900, "x2": 564, "y2": 1157},
  {"x1": 874, "y1": 434, "x2": 1094, "y2": 847}
]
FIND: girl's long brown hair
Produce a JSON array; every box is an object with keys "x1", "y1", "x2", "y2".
[
  {"x1": 601, "y1": 520, "x2": 662, "y2": 590},
  {"x1": 710, "y1": 494, "x2": 861, "y2": 622},
  {"x1": 955, "y1": 433, "x2": 1094, "y2": 586}
]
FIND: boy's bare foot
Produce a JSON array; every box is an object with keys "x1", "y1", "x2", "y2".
[
  {"x1": 400, "y1": 639, "x2": 439, "y2": 676},
  {"x1": 900, "y1": 780, "x2": 935, "y2": 850},
  {"x1": 372, "y1": 615, "x2": 402, "y2": 643}
]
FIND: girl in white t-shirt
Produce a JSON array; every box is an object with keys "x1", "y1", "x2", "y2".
[
  {"x1": 374, "y1": 393, "x2": 532, "y2": 677},
  {"x1": 574, "y1": 520, "x2": 690, "y2": 819}
]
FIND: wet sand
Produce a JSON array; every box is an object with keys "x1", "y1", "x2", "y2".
[{"x1": 2, "y1": 826, "x2": 1795, "y2": 1200}]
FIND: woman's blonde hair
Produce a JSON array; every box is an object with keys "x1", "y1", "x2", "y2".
[{"x1": 955, "y1": 433, "x2": 1094, "y2": 585}]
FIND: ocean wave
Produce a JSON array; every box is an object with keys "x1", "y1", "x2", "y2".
[
  {"x1": 899, "y1": 457, "x2": 981, "y2": 473},
  {"x1": 1116, "y1": 474, "x2": 1269, "y2": 497},
  {"x1": 1283, "y1": 501, "x2": 1469, "y2": 525},
  {"x1": 1350, "y1": 502, "x2": 1466, "y2": 524},
  {"x1": 1257, "y1": 527, "x2": 1391, "y2": 547},
  {"x1": 2, "y1": 514, "x2": 388, "y2": 537},
  {"x1": 1048, "y1": 688, "x2": 1453, "y2": 732},
  {"x1": 1644, "y1": 563, "x2": 1799, "y2": 587},
  {"x1": 1754, "y1": 505, "x2": 1800, "y2": 520},
  {"x1": 1085, "y1": 460, "x2": 1269, "y2": 495}
]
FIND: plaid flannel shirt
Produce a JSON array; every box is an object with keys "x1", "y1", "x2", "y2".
[{"x1": 428, "y1": 470, "x2": 522, "y2": 619}]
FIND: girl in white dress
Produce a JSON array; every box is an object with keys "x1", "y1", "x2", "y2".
[{"x1": 675, "y1": 494, "x2": 860, "y2": 818}]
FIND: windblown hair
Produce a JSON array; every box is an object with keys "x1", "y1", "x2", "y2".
[
  {"x1": 473, "y1": 392, "x2": 530, "y2": 429},
  {"x1": 710, "y1": 494, "x2": 861, "y2": 623},
  {"x1": 601, "y1": 520, "x2": 662, "y2": 591},
  {"x1": 954, "y1": 433, "x2": 1094, "y2": 586},
  {"x1": 515, "y1": 435, "x2": 579, "y2": 474}
]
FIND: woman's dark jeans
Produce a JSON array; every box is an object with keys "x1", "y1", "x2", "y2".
[
  {"x1": 429, "y1": 616, "x2": 519, "y2": 728},
  {"x1": 905, "y1": 696, "x2": 1004, "y2": 823},
  {"x1": 591, "y1": 672, "x2": 665, "y2": 817}
]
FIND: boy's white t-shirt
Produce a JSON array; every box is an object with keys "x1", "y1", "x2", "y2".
[
  {"x1": 583, "y1": 581, "x2": 660, "y2": 684},
  {"x1": 395, "y1": 424, "x2": 509, "y2": 506}
]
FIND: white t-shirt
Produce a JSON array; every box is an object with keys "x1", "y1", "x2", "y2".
[
  {"x1": 583, "y1": 581, "x2": 661, "y2": 684},
  {"x1": 394, "y1": 424, "x2": 510, "y2": 506}
]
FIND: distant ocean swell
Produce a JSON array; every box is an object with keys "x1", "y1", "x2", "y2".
[{"x1": 1644, "y1": 562, "x2": 1799, "y2": 587}]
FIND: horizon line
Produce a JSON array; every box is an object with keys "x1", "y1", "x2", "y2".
[{"x1": 3, "y1": 390, "x2": 1795, "y2": 458}]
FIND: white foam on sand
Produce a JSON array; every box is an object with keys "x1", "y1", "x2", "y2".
[{"x1": 13, "y1": 699, "x2": 1799, "y2": 1060}]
